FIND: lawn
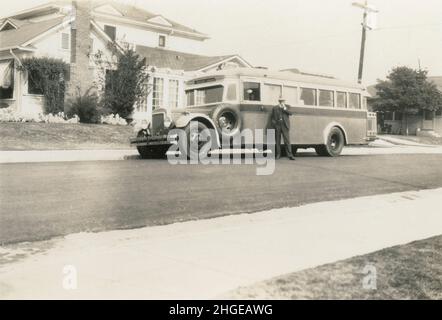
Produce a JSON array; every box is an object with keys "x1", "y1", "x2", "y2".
[
  {"x1": 228, "y1": 235, "x2": 442, "y2": 300},
  {"x1": 0, "y1": 122, "x2": 134, "y2": 150}
]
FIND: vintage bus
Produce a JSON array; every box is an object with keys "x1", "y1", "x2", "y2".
[{"x1": 131, "y1": 68, "x2": 377, "y2": 158}]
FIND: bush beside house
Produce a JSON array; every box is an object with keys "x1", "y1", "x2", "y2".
[
  {"x1": 18, "y1": 57, "x2": 69, "y2": 115},
  {"x1": 2, "y1": 49, "x2": 148, "y2": 126}
]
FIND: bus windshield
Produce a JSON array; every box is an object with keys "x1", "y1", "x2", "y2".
[{"x1": 186, "y1": 85, "x2": 224, "y2": 106}]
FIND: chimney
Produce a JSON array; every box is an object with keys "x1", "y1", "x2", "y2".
[{"x1": 66, "y1": 0, "x2": 94, "y2": 100}]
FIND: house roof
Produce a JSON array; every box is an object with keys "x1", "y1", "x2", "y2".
[
  {"x1": 135, "y1": 45, "x2": 241, "y2": 72},
  {"x1": 93, "y1": 1, "x2": 207, "y2": 37},
  {"x1": 2, "y1": 1, "x2": 207, "y2": 39},
  {"x1": 0, "y1": 16, "x2": 65, "y2": 50},
  {"x1": 429, "y1": 76, "x2": 442, "y2": 91}
]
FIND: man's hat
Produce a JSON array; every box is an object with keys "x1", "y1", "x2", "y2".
[{"x1": 278, "y1": 96, "x2": 286, "y2": 102}]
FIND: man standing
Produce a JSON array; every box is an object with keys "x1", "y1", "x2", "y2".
[{"x1": 271, "y1": 97, "x2": 296, "y2": 160}]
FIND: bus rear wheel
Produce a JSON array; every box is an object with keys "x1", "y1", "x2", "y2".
[{"x1": 316, "y1": 127, "x2": 345, "y2": 157}]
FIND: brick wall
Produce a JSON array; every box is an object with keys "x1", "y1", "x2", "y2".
[{"x1": 66, "y1": 0, "x2": 94, "y2": 102}]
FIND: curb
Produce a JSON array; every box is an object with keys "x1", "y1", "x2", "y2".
[
  {"x1": 2, "y1": 146, "x2": 442, "y2": 164},
  {"x1": 0, "y1": 149, "x2": 139, "y2": 164}
]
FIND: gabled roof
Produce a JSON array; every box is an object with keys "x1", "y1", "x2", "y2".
[
  {"x1": 93, "y1": 1, "x2": 206, "y2": 37},
  {"x1": 2, "y1": 1, "x2": 208, "y2": 39},
  {"x1": 0, "y1": 16, "x2": 65, "y2": 51},
  {"x1": 428, "y1": 76, "x2": 442, "y2": 91},
  {"x1": 135, "y1": 45, "x2": 247, "y2": 72}
]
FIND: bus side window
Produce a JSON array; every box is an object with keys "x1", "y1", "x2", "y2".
[
  {"x1": 300, "y1": 88, "x2": 316, "y2": 106},
  {"x1": 337, "y1": 91, "x2": 347, "y2": 108},
  {"x1": 243, "y1": 82, "x2": 261, "y2": 101},
  {"x1": 319, "y1": 90, "x2": 334, "y2": 107},
  {"x1": 349, "y1": 93, "x2": 361, "y2": 109}
]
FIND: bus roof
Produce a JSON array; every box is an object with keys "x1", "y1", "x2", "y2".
[{"x1": 189, "y1": 68, "x2": 366, "y2": 91}]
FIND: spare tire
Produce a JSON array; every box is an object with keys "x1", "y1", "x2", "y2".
[{"x1": 211, "y1": 105, "x2": 242, "y2": 139}]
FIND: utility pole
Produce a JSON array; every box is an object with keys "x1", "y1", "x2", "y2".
[{"x1": 352, "y1": 1, "x2": 378, "y2": 84}]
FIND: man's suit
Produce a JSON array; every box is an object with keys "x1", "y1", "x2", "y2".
[{"x1": 271, "y1": 104, "x2": 294, "y2": 159}]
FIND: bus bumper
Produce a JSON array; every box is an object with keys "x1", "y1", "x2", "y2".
[{"x1": 130, "y1": 134, "x2": 177, "y2": 147}]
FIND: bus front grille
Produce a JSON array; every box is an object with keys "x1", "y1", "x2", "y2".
[{"x1": 151, "y1": 113, "x2": 165, "y2": 136}]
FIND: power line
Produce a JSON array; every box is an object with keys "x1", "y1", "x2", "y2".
[
  {"x1": 222, "y1": 21, "x2": 442, "y2": 52},
  {"x1": 374, "y1": 22, "x2": 442, "y2": 31}
]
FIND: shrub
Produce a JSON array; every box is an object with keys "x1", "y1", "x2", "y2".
[
  {"x1": 17, "y1": 57, "x2": 69, "y2": 114},
  {"x1": 97, "y1": 49, "x2": 149, "y2": 120},
  {"x1": 65, "y1": 88, "x2": 100, "y2": 124}
]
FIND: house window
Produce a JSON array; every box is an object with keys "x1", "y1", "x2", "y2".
[
  {"x1": 243, "y1": 82, "x2": 261, "y2": 101},
  {"x1": 0, "y1": 60, "x2": 14, "y2": 99},
  {"x1": 104, "y1": 25, "x2": 116, "y2": 41},
  {"x1": 337, "y1": 91, "x2": 347, "y2": 108},
  {"x1": 169, "y1": 79, "x2": 179, "y2": 108},
  {"x1": 152, "y1": 77, "x2": 164, "y2": 109},
  {"x1": 349, "y1": 93, "x2": 361, "y2": 109},
  {"x1": 158, "y1": 35, "x2": 166, "y2": 47},
  {"x1": 394, "y1": 112, "x2": 403, "y2": 121},
  {"x1": 383, "y1": 111, "x2": 393, "y2": 121},
  {"x1": 61, "y1": 33, "x2": 70, "y2": 50},
  {"x1": 28, "y1": 69, "x2": 44, "y2": 95},
  {"x1": 300, "y1": 88, "x2": 316, "y2": 106},
  {"x1": 424, "y1": 110, "x2": 435, "y2": 121},
  {"x1": 319, "y1": 90, "x2": 334, "y2": 107}
]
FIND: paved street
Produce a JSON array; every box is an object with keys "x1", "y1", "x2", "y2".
[{"x1": 2, "y1": 153, "x2": 442, "y2": 244}]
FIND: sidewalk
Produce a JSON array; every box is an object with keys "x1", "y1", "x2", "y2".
[
  {"x1": 2, "y1": 145, "x2": 442, "y2": 164},
  {"x1": 377, "y1": 135, "x2": 438, "y2": 147},
  {"x1": 0, "y1": 188, "x2": 441, "y2": 299}
]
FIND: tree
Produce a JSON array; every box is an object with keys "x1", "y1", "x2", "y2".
[
  {"x1": 371, "y1": 66, "x2": 442, "y2": 135},
  {"x1": 101, "y1": 49, "x2": 149, "y2": 120}
]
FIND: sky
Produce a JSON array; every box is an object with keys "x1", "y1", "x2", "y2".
[{"x1": 2, "y1": 0, "x2": 442, "y2": 85}]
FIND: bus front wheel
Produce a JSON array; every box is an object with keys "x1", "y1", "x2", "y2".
[{"x1": 316, "y1": 127, "x2": 345, "y2": 157}]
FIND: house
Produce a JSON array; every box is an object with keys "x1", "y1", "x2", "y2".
[
  {"x1": 367, "y1": 78, "x2": 442, "y2": 136},
  {"x1": 0, "y1": 0, "x2": 252, "y2": 120}
]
